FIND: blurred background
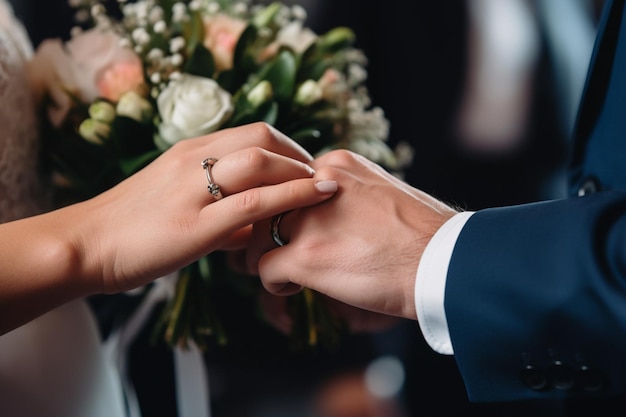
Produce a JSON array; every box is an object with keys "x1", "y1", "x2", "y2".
[{"x1": 11, "y1": 0, "x2": 621, "y2": 416}]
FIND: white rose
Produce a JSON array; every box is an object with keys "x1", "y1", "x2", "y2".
[{"x1": 156, "y1": 74, "x2": 233, "y2": 148}]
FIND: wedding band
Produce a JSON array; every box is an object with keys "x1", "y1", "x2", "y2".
[
  {"x1": 201, "y1": 157, "x2": 222, "y2": 200},
  {"x1": 271, "y1": 213, "x2": 287, "y2": 247}
]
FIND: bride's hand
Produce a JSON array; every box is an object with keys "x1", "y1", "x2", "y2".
[
  {"x1": 0, "y1": 122, "x2": 338, "y2": 333},
  {"x1": 80, "y1": 122, "x2": 338, "y2": 293}
]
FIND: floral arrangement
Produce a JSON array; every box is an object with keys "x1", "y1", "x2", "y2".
[{"x1": 31, "y1": 0, "x2": 410, "y2": 350}]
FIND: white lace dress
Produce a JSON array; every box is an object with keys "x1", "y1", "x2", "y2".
[{"x1": 0, "y1": 2, "x2": 126, "y2": 416}]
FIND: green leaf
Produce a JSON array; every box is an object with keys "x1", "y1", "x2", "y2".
[
  {"x1": 298, "y1": 58, "x2": 330, "y2": 83},
  {"x1": 291, "y1": 128, "x2": 322, "y2": 141},
  {"x1": 214, "y1": 0, "x2": 233, "y2": 11},
  {"x1": 184, "y1": 44, "x2": 216, "y2": 78},
  {"x1": 198, "y1": 256, "x2": 211, "y2": 283},
  {"x1": 216, "y1": 68, "x2": 248, "y2": 94},
  {"x1": 183, "y1": 10, "x2": 206, "y2": 56},
  {"x1": 158, "y1": 0, "x2": 178, "y2": 23},
  {"x1": 249, "y1": 100, "x2": 279, "y2": 124},
  {"x1": 317, "y1": 27, "x2": 356, "y2": 54},
  {"x1": 227, "y1": 100, "x2": 278, "y2": 127},
  {"x1": 109, "y1": 116, "x2": 155, "y2": 157},
  {"x1": 251, "y1": 2, "x2": 282, "y2": 28},
  {"x1": 49, "y1": 130, "x2": 123, "y2": 196},
  {"x1": 232, "y1": 24, "x2": 259, "y2": 69},
  {"x1": 262, "y1": 50, "x2": 296, "y2": 102}
]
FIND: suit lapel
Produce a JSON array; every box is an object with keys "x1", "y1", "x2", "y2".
[{"x1": 570, "y1": 0, "x2": 624, "y2": 171}]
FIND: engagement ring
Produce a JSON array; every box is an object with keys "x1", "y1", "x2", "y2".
[{"x1": 201, "y1": 157, "x2": 222, "y2": 200}]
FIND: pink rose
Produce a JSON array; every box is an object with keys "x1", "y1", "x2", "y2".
[
  {"x1": 318, "y1": 68, "x2": 349, "y2": 103},
  {"x1": 65, "y1": 28, "x2": 144, "y2": 102},
  {"x1": 97, "y1": 61, "x2": 145, "y2": 102},
  {"x1": 202, "y1": 14, "x2": 247, "y2": 73},
  {"x1": 31, "y1": 28, "x2": 145, "y2": 126}
]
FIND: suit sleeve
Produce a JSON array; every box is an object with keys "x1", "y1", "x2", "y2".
[{"x1": 445, "y1": 190, "x2": 626, "y2": 402}]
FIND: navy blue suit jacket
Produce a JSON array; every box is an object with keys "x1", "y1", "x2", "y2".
[{"x1": 445, "y1": 0, "x2": 626, "y2": 402}]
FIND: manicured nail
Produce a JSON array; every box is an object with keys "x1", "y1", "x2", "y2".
[{"x1": 315, "y1": 180, "x2": 338, "y2": 193}]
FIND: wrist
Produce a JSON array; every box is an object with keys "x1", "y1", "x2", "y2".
[
  {"x1": 44, "y1": 203, "x2": 103, "y2": 296},
  {"x1": 0, "y1": 207, "x2": 97, "y2": 333}
]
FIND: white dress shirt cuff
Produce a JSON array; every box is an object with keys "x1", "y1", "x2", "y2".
[{"x1": 415, "y1": 211, "x2": 475, "y2": 355}]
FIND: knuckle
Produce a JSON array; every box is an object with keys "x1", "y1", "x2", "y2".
[
  {"x1": 242, "y1": 147, "x2": 271, "y2": 171},
  {"x1": 319, "y1": 149, "x2": 357, "y2": 167},
  {"x1": 246, "y1": 122, "x2": 277, "y2": 148}
]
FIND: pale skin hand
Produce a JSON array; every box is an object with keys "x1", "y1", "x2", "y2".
[
  {"x1": 246, "y1": 149, "x2": 458, "y2": 323},
  {"x1": 0, "y1": 122, "x2": 337, "y2": 335}
]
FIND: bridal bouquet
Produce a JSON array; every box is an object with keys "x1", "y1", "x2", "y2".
[{"x1": 32, "y1": 0, "x2": 410, "y2": 350}]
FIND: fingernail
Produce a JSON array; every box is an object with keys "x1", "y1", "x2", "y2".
[{"x1": 315, "y1": 180, "x2": 338, "y2": 193}]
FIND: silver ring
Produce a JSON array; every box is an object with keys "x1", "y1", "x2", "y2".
[
  {"x1": 201, "y1": 157, "x2": 222, "y2": 200},
  {"x1": 271, "y1": 213, "x2": 287, "y2": 247}
]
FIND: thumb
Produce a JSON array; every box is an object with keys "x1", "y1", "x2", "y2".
[{"x1": 257, "y1": 242, "x2": 305, "y2": 296}]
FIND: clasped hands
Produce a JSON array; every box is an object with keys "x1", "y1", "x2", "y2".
[
  {"x1": 42, "y1": 122, "x2": 456, "y2": 336},
  {"x1": 223, "y1": 125, "x2": 458, "y2": 333}
]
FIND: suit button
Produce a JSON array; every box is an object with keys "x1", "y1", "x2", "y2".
[
  {"x1": 578, "y1": 177, "x2": 599, "y2": 196},
  {"x1": 520, "y1": 364, "x2": 547, "y2": 391},
  {"x1": 548, "y1": 360, "x2": 575, "y2": 390},
  {"x1": 577, "y1": 366, "x2": 605, "y2": 392}
]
